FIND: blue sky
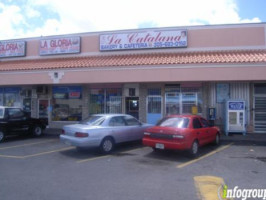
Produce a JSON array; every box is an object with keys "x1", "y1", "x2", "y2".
[{"x1": 0, "y1": 0, "x2": 265, "y2": 40}]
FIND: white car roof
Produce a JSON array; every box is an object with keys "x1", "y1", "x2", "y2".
[{"x1": 92, "y1": 114, "x2": 133, "y2": 117}]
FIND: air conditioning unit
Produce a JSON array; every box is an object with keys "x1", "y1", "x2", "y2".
[
  {"x1": 123, "y1": 84, "x2": 139, "y2": 97},
  {"x1": 36, "y1": 86, "x2": 48, "y2": 94}
]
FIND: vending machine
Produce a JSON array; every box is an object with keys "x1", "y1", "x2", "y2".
[{"x1": 225, "y1": 100, "x2": 246, "y2": 135}]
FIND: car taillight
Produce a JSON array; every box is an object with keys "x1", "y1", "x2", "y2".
[
  {"x1": 61, "y1": 130, "x2": 65, "y2": 135},
  {"x1": 75, "y1": 132, "x2": 89, "y2": 138}
]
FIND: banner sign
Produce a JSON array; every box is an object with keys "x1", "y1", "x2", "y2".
[
  {"x1": 100, "y1": 30, "x2": 187, "y2": 51},
  {"x1": 52, "y1": 86, "x2": 82, "y2": 99},
  {"x1": 40, "y1": 36, "x2": 80, "y2": 55},
  {"x1": 0, "y1": 41, "x2": 26, "y2": 58},
  {"x1": 4, "y1": 87, "x2": 21, "y2": 93},
  {"x1": 228, "y1": 101, "x2": 244, "y2": 110}
]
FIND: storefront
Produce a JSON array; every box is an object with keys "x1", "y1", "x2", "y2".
[{"x1": 0, "y1": 23, "x2": 266, "y2": 132}]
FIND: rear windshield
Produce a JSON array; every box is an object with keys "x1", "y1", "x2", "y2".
[
  {"x1": 157, "y1": 117, "x2": 189, "y2": 128},
  {"x1": 0, "y1": 108, "x2": 3, "y2": 118},
  {"x1": 79, "y1": 116, "x2": 105, "y2": 126}
]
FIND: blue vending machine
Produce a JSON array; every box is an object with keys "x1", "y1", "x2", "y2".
[{"x1": 225, "y1": 100, "x2": 246, "y2": 136}]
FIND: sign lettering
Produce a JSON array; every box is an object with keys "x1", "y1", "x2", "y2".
[
  {"x1": 0, "y1": 41, "x2": 26, "y2": 58},
  {"x1": 100, "y1": 30, "x2": 187, "y2": 51},
  {"x1": 40, "y1": 37, "x2": 80, "y2": 55}
]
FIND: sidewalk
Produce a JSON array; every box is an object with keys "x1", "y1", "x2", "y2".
[{"x1": 221, "y1": 132, "x2": 266, "y2": 145}]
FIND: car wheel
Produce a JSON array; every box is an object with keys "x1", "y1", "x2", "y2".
[
  {"x1": 100, "y1": 137, "x2": 114, "y2": 154},
  {"x1": 32, "y1": 126, "x2": 43, "y2": 137},
  {"x1": 213, "y1": 133, "x2": 220, "y2": 145},
  {"x1": 189, "y1": 140, "x2": 199, "y2": 157},
  {"x1": 0, "y1": 131, "x2": 5, "y2": 143}
]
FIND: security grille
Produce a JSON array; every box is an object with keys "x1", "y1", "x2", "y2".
[
  {"x1": 254, "y1": 84, "x2": 266, "y2": 133},
  {"x1": 254, "y1": 96, "x2": 266, "y2": 132}
]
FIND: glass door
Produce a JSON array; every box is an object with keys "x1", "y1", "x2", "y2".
[
  {"x1": 165, "y1": 92, "x2": 180, "y2": 115},
  {"x1": 38, "y1": 99, "x2": 49, "y2": 126},
  {"x1": 181, "y1": 93, "x2": 197, "y2": 114}
]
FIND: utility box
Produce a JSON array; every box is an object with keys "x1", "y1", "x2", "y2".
[{"x1": 225, "y1": 100, "x2": 246, "y2": 136}]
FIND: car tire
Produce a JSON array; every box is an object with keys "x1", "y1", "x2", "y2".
[
  {"x1": 99, "y1": 137, "x2": 115, "y2": 154},
  {"x1": 32, "y1": 125, "x2": 43, "y2": 137},
  {"x1": 0, "y1": 130, "x2": 5, "y2": 143},
  {"x1": 189, "y1": 140, "x2": 199, "y2": 157},
  {"x1": 213, "y1": 133, "x2": 220, "y2": 146}
]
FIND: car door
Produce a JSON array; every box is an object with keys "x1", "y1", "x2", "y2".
[
  {"x1": 108, "y1": 116, "x2": 128, "y2": 143},
  {"x1": 199, "y1": 117, "x2": 215, "y2": 144},
  {"x1": 123, "y1": 115, "x2": 143, "y2": 141},
  {"x1": 7, "y1": 108, "x2": 29, "y2": 133},
  {"x1": 192, "y1": 117, "x2": 208, "y2": 146}
]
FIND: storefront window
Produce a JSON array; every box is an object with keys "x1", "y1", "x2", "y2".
[
  {"x1": 89, "y1": 88, "x2": 122, "y2": 114},
  {"x1": 0, "y1": 87, "x2": 21, "y2": 107},
  {"x1": 165, "y1": 85, "x2": 202, "y2": 115},
  {"x1": 52, "y1": 86, "x2": 82, "y2": 121},
  {"x1": 0, "y1": 88, "x2": 3, "y2": 106}
]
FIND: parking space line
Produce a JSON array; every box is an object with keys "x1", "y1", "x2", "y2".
[
  {"x1": 177, "y1": 143, "x2": 234, "y2": 169},
  {"x1": 77, "y1": 155, "x2": 112, "y2": 163},
  {"x1": 0, "y1": 139, "x2": 58, "y2": 150},
  {"x1": 77, "y1": 147, "x2": 146, "y2": 163},
  {"x1": 0, "y1": 154, "x2": 23, "y2": 159},
  {"x1": 194, "y1": 176, "x2": 232, "y2": 200},
  {"x1": 21, "y1": 146, "x2": 75, "y2": 158}
]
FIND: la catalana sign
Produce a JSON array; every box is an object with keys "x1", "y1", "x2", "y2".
[
  {"x1": 100, "y1": 30, "x2": 187, "y2": 51},
  {"x1": 0, "y1": 41, "x2": 26, "y2": 58},
  {"x1": 40, "y1": 36, "x2": 80, "y2": 55}
]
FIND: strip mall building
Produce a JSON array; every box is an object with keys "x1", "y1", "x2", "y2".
[{"x1": 0, "y1": 23, "x2": 266, "y2": 133}]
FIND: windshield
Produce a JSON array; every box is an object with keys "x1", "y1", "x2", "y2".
[
  {"x1": 79, "y1": 116, "x2": 105, "y2": 126},
  {"x1": 157, "y1": 117, "x2": 189, "y2": 128},
  {"x1": 0, "y1": 108, "x2": 4, "y2": 118}
]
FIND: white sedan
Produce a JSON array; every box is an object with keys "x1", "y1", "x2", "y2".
[{"x1": 60, "y1": 114, "x2": 152, "y2": 153}]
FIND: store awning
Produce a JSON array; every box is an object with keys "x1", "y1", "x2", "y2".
[{"x1": 0, "y1": 50, "x2": 266, "y2": 72}]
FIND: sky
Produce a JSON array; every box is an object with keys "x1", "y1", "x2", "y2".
[{"x1": 0, "y1": 0, "x2": 266, "y2": 40}]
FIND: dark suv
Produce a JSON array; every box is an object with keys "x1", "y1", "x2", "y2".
[{"x1": 0, "y1": 106, "x2": 46, "y2": 142}]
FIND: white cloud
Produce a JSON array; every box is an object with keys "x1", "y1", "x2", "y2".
[
  {"x1": 0, "y1": 3, "x2": 26, "y2": 40},
  {"x1": 0, "y1": 0, "x2": 262, "y2": 40}
]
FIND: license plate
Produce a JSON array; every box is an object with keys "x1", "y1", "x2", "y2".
[{"x1": 155, "y1": 143, "x2": 164, "y2": 149}]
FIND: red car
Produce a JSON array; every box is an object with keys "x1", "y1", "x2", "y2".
[{"x1": 142, "y1": 115, "x2": 220, "y2": 157}]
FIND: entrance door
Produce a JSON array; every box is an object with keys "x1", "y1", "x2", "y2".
[
  {"x1": 165, "y1": 92, "x2": 180, "y2": 115},
  {"x1": 38, "y1": 99, "x2": 49, "y2": 126},
  {"x1": 147, "y1": 96, "x2": 162, "y2": 124},
  {"x1": 125, "y1": 97, "x2": 139, "y2": 119}
]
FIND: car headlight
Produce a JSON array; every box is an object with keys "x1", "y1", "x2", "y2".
[{"x1": 144, "y1": 132, "x2": 151, "y2": 136}]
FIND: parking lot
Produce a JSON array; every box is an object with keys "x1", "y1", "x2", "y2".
[{"x1": 0, "y1": 130, "x2": 266, "y2": 200}]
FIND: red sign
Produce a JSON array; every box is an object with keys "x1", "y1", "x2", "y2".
[{"x1": 0, "y1": 41, "x2": 26, "y2": 58}]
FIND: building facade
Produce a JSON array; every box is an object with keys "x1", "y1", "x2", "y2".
[{"x1": 0, "y1": 23, "x2": 266, "y2": 133}]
